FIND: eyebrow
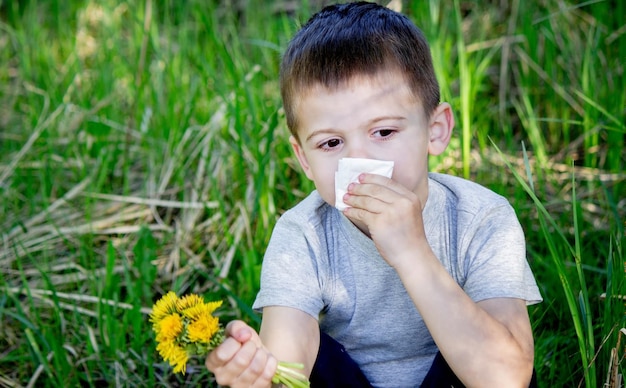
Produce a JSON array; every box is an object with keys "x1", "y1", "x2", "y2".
[
  {"x1": 304, "y1": 115, "x2": 407, "y2": 143},
  {"x1": 304, "y1": 129, "x2": 336, "y2": 143}
]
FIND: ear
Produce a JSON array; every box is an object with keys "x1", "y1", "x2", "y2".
[
  {"x1": 427, "y1": 102, "x2": 454, "y2": 156},
  {"x1": 289, "y1": 135, "x2": 315, "y2": 181}
]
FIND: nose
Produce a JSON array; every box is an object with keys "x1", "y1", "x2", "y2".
[
  {"x1": 345, "y1": 139, "x2": 370, "y2": 159},
  {"x1": 346, "y1": 149, "x2": 369, "y2": 159}
]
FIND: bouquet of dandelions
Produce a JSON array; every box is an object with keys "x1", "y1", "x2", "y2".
[{"x1": 150, "y1": 291, "x2": 310, "y2": 387}]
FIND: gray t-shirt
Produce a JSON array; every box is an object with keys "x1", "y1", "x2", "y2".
[{"x1": 253, "y1": 173, "x2": 542, "y2": 387}]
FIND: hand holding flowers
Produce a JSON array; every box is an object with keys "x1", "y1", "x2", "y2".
[{"x1": 150, "y1": 291, "x2": 310, "y2": 387}]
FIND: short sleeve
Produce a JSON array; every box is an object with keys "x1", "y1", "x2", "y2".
[
  {"x1": 461, "y1": 204, "x2": 542, "y2": 305},
  {"x1": 252, "y1": 212, "x2": 326, "y2": 320}
]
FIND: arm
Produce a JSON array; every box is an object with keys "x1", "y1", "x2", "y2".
[
  {"x1": 343, "y1": 174, "x2": 534, "y2": 387},
  {"x1": 205, "y1": 306, "x2": 319, "y2": 388},
  {"x1": 260, "y1": 306, "x2": 320, "y2": 378},
  {"x1": 396, "y1": 248, "x2": 534, "y2": 387}
]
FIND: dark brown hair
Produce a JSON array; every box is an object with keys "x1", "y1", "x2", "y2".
[{"x1": 280, "y1": 1, "x2": 440, "y2": 138}]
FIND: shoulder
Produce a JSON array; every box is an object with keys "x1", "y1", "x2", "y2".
[
  {"x1": 272, "y1": 191, "x2": 337, "y2": 240},
  {"x1": 254, "y1": 192, "x2": 334, "y2": 315},
  {"x1": 428, "y1": 172, "x2": 512, "y2": 214},
  {"x1": 426, "y1": 172, "x2": 521, "y2": 239},
  {"x1": 278, "y1": 190, "x2": 332, "y2": 225}
]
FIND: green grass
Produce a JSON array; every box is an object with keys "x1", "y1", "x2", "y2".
[{"x1": 1, "y1": 0, "x2": 624, "y2": 387}]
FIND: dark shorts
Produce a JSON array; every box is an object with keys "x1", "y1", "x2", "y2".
[{"x1": 310, "y1": 332, "x2": 537, "y2": 387}]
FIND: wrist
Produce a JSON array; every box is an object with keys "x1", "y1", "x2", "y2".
[{"x1": 391, "y1": 241, "x2": 436, "y2": 275}]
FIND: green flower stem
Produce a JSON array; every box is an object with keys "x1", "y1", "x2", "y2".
[{"x1": 272, "y1": 362, "x2": 310, "y2": 388}]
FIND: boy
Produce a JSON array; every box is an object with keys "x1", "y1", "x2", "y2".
[{"x1": 206, "y1": 2, "x2": 542, "y2": 387}]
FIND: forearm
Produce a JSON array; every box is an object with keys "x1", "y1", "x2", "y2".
[
  {"x1": 394, "y1": 245, "x2": 534, "y2": 387},
  {"x1": 259, "y1": 306, "x2": 320, "y2": 378}
]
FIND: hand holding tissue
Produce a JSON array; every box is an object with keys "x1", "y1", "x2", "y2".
[{"x1": 334, "y1": 158, "x2": 394, "y2": 211}]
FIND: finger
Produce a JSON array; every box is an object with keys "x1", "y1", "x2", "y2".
[
  {"x1": 342, "y1": 204, "x2": 377, "y2": 223},
  {"x1": 347, "y1": 182, "x2": 402, "y2": 204},
  {"x1": 226, "y1": 320, "x2": 267, "y2": 348},
  {"x1": 247, "y1": 352, "x2": 278, "y2": 388},
  {"x1": 236, "y1": 346, "x2": 275, "y2": 387},
  {"x1": 206, "y1": 336, "x2": 242, "y2": 369},
  {"x1": 225, "y1": 320, "x2": 252, "y2": 341},
  {"x1": 213, "y1": 340, "x2": 258, "y2": 386},
  {"x1": 344, "y1": 189, "x2": 420, "y2": 223},
  {"x1": 345, "y1": 179, "x2": 403, "y2": 212},
  {"x1": 342, "y1": 191, "x2": 387, "y2": 213},
  {"x1": 261, "y1": 356, "x2": 278, "y2": 382},
  {"x1": 357, "y1": 173, "x2": 411, "y2": 195}
]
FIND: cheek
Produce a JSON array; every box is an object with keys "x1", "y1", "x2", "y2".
[
  {"x1": 392, "y1": 157, "x2": 429, "y2": 192},
  {"x1": 319, "y1": 171, "x2": 338, "y2": 203},
  {"x1": 308, "y1": 159, "x2": 339, "y2": 205}
]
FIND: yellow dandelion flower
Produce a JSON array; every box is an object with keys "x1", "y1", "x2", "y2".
[
  {"x1": 156, "y1": 338, "x2": 174, "y2": 358},
  {"x1": 171, "y1": 352, "x2": 189, "y2": 374},
  {"x1": 180, "y1": 300, "x2": 223, "y2": 320},
  {"x1": 156, "y1": 339, "x2": 189, "y2": 374},
  {"x1": 150, "y1": 291, "x2": 179, "y2": 323},
  {"x1": 150, "y1": 292, "x2": 308, "y2": 385},
  {"x1": 187, "y1": 312, "x2": 221, "y2": 343},
  {"x1": 155, "y1": 313, "x2": 183, "y2": 342},
  {"x1": 176, "y1": 293, "x2": 205, "y2": 311},
  {"x1": 204, "y1": 300, "x2": 223, "y2": 314}
]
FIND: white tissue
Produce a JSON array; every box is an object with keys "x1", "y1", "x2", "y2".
[{"x1": 334, "y1": 158, "x2": 394, "y2": 211}]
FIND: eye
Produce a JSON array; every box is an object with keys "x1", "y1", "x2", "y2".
[
  {"x1": 373, "y1": 128, "x2": 396, "y2": 139},
  {"x1": 319, "y1": 138, "x2": 343, "y2": 150}
]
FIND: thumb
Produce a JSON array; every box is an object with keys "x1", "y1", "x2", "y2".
[{"x1": 225, "y1": 320, "x2": 261, "y2": 346}]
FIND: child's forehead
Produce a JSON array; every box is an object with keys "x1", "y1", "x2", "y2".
[
  {"x1": 289, "y1": 70, "x2": 426, "y2": 138},
  {"x1": 295, "y1": 70, "x2": 410, "y2": 100}
]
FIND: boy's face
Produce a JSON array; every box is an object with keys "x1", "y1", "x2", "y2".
[{"x1": 290, "y1": 71, "x2": 453, "y2": 209}]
